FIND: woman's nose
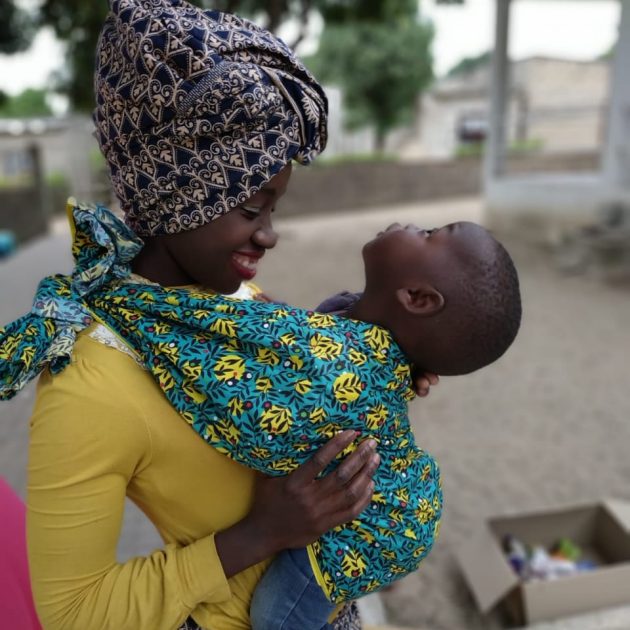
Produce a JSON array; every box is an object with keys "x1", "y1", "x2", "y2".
[{"x1": 254, "y1": 223, "x2": 278, "y2": 250}]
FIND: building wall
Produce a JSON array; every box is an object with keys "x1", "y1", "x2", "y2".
[
  {"x1": 322, "y1": 86, "x2": 375, "y2": 156},
  {"x1": 0, "y1": 116, "x2": 108, "y2": 207},
  {"x1": 514, "y1": 58, "x2": 609, "y2": 153},
  {"x1": 0, "y1": 188, "x2": 47, "y2": 242},
  {"x1": 419, "y1": 57, "x2": 611, "y2": 159},
  {"x1": 418, "y1": 94, "x2": 523, "y2": 159},
  {"x1": 281, "y1": 152, "x2": 598, "y2": 217}
]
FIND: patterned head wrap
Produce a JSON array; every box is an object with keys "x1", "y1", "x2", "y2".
[{"x1": 94, "y1": 0, "x2": 328, "y2": 236}]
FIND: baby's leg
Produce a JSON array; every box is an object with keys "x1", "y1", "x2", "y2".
[{"x1": 250, "y1": 547, "x2": 336, "y2": 630}]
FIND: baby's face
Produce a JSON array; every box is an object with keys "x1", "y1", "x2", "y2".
[{"x1": 362, "y1": 221, "x2": 491, "y2": 286}]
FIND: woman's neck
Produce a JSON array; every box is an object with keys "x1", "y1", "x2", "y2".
[{"x1": 131, "y1": 239, "x2": 191, "y2": 286}]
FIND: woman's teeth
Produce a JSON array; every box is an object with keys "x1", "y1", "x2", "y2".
[{"x1": 233, "y1": 254, "x2": 258, "y2": 271}]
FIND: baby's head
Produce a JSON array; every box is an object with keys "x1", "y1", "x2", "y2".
[{"x1": 359, "y1": 221, "x2": 521, "y2": 376}]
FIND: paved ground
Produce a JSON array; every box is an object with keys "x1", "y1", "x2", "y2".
[{"x1": 2, "y1": 197, "x2": 630, "y2": 629}]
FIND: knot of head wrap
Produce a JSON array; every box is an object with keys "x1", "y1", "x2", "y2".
[
  {"x1": 94, "y1": 0, "x2": 328, "y2": 236},
  {"x1": 0, "y1": 202, "x2": 143, "y2": 400}
]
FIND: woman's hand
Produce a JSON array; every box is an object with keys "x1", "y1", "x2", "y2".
[
  {"x1": 252, "y1": 429, "x2": 379, "y2": 550},
  {"x1": 412, "y1": 369, "x2": 439, "y2": 397},
  {"x1": 215, "y1": 430, "x2": 379, "y2": 577}
]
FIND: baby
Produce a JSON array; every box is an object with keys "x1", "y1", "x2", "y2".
[{"x1": 82, "y1": 216, "x2": 522, "y2": 629}]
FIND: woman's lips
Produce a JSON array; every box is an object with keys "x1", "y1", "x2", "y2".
[{"x1": 232, "y1": 252, "x2": 262, "y2": 280}]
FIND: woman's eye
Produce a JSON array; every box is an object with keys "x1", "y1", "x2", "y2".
[{"x1": 241, "y1": 205, "x2": 261, "y2": 218}]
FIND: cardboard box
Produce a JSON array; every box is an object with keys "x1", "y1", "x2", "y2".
[{"x1": 457, "y1": 499, "x2": 630, "y2": 626}]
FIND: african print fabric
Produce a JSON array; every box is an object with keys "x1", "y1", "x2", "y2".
[
  {"x1": 0, "y1": 202, "x2": 142, "y2": 398},
  {"x1": 95, "y1": 0, "x2": 328, "y2": 236},
  {"x1": 0, "y1": 202, "x2": 442, "y2": 604}
]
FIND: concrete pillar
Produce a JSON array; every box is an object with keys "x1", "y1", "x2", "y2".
[
  {"x1": 28, "y1": 144, "x2": 49, "y2": 221},
  {"x1": 602, "y1": 0, "x2": 630, "y2": 191},
  {"x1": 484, "y1": 0, "x2": 512, "y2": 187}
]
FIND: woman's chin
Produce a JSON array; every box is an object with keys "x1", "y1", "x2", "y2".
[{"x1": 218, "y1": 279, "x2": 243, "y2": 295}]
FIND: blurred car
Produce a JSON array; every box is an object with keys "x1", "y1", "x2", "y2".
[{"x1": 0, "y1": 230, "x2": 17, "y2": 260}]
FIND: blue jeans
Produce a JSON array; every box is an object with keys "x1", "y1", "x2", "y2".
[{"x1": 250, "y1": 547, "x2": 336, "y2": 630}]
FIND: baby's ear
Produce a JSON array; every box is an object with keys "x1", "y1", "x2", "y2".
[{"x1": 396, "y1": 284, "x2": 444, "y2": 316}]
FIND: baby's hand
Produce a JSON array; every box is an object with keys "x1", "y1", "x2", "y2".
[{"x1": 412, "y1": 370, "x2": 439, "y2": 397}]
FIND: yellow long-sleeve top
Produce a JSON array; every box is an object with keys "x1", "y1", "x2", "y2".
[{"x1": 27, "y1": 325, "x2": 271, "y2": 630}]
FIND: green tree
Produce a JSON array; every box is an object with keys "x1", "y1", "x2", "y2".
[
  {"x1": 40, "y1": 0, "x2": 109, "y2": 113},
  {"x1": 0, "y1": 88, "x2": 53, "y2": 118},
  {"x1": 597, "y1": 45, "x2": 615, "y2": 61},
  {"x1": 312, "y1": 5, "x2": 434, "y2": 152},
  {"x1": 38, "y1": 0, "x2": 316, "y2": 112},
  {"x1": 0, "y1": 0, "x2": 35, "y2": 53},
  {"x1": 317, "y1": 0, "x2": 419, "y2": 23},
  {"x1": 211, "y1": 0, "x2": 314, "y2": 44},
  {"x1": 447, "y1": 50, "x2": 492, "y2": 77}
]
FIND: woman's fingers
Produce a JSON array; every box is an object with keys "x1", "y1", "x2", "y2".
[
  {"x1": 287, "y1": 430, "x2": 358, "y2": 487},
  {"x1": 425, "y1": 372, "x2": 439, "y2": 385},
  {"x1": 325, "y1": 451, "x2": 379, "y2": 513},
  {"x1": 249, "y1": 433, "x2": 380, "y2": 550},
  {"x1": 323, "y1": 480, "x2": 375, "y2": 532},
  {"x1": 413, "y1": 371, "x2": 440, "y2": 397},
  {"x1": 315, "y1": 439, "x2": 379, "y2": 525},
  {"x1": 320, "y1": 438, "x2": 378, "y2": 490}
]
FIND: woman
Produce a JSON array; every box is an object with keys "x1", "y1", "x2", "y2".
[
  {"x1": 1, "y1": 2, "x2": 437, "y2": 628},
  {"x1": 20, "y1": 2, "x2": 375, "y2": 629}
]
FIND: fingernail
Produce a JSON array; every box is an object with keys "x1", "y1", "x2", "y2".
[{"x1": 368, "y1": 439, "x2": 377, "y2": 449}]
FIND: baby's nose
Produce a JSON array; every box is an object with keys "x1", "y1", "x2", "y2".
[{"x1": 384, "y1": 222, "x2": 402, "y2": 232}]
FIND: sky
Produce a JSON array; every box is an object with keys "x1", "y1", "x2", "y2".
[
  {"x1": 0, "y1": 0, "x2": 621, "y2": 99},
  {"x1": 422, "y1": 0, "x2": 620, "y2": 75}
]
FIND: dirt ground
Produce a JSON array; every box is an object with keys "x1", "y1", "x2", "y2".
[
  {"x1": 2, "y1": 197, "x2": 630, "y2": 629},
  {"x1": 260, "y1": 200, "x2": 630, "y2": 630}
]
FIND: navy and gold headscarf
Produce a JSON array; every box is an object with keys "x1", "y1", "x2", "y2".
[{"x1": 94, "y1": 0, "x2": 328, "y2": 236}]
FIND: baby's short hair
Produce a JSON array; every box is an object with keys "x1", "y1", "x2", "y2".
[{"x1": 450, "y1": 238, "x2": 522, "y2": 374}]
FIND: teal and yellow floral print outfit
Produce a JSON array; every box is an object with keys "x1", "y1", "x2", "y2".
[{"x1": 0, "y1": 203, "x2": 442, "y2": 603}]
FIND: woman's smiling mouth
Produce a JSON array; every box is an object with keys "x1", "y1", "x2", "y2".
[{"x1": 232, "y1": 251, "x2": 263, "y2": 279}]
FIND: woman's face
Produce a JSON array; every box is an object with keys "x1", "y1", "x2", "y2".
[{"x1": 159, "y1": 164, "x2": 292, "y2": 293}]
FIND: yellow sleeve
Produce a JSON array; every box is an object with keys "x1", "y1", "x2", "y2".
[{"x1": 27, "y1": 362, "x2": 231, "y2": 630}]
